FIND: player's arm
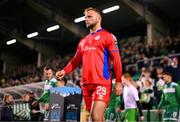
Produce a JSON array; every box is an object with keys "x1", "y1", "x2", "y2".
[
  {"x1": 106, "y1": 34, "x2": 122, "y2": 83},
  {"x1": 115, "y1": 95, "x2": 123, "y2": 113},
  {"x1": 175, "y1": 85, "x2": 180, "y2": 104},
  {"x1": 32, "y1": 92, "x2": 48, "y2": 106},
  {"x1": 136, "y1": 101, "x2": 144, "y2": 120},
  {"x1": 63, "y1": 48, "x2": 82, "y2": 74},
  {"x1": 37, "y1": 92, "x2": 49, "y2": 103},
  {"x1": 157, "y1": 92, "x2": 165, "y2": 115},
  {"x1": 158, "y1": 92, "x2": 165, "y2": 109},
  {"x1": 107, "y1": 34, "x2": 122, "y2": 95},
  {"x1": 56, "y1": 46, "x2": 82, "y2": 80},
  {"x1": 115, "y1": 95, "x2": 121, "y2": 108},
  {"x1": 132, "y1": 87, "x2": 144, "y2": 120}
]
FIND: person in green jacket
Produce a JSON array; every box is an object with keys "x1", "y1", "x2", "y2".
[
  {"x1": 158, "y1": 72, "x2": 180, "y2": 122},
  {"x1": 105, "y1": 79, "x2": 121, "y2": 122},
  {"x1": 33, "y1": 66, "x2": 57, "y2": 120}
]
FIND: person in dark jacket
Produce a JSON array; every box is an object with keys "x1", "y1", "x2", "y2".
[
  {"x1": 28, "y1": 92, "x2": 42, "y2": 121},
  {"x1": 1, "y1": 94, "x2": 14, "y2": 121}
]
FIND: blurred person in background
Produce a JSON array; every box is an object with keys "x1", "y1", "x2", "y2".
[
  {"x1": 157, "y1": 72, "x2": 180, "y2": 122},
  {"x1": 137, "y1": 69, "x2": 156, "y2": 121},
  {"x1": 22, "y1": 93, "x2": 30, "y2": 103},
  {"x1": 105, "y1": 79, "x2": 121, "y2": 122},
  {"x1": 56, "y1": 7, "x2": 122, "y2": 122},
  {"x1": 165, "y1": 57, "x2": 180, "y2": 85},
  {"x1": 28, "y1": 92, "x2": 42, "y2": 121},
  {"x1": 153, "y1": 67, "x2": 165, "y2": 106},
  {"x1": 0, "y1": 94, "x2": 14, "y2": 121},
  {"x1": 137, "y1": 69, "x2": 156, "y2": 107},
  {"x1": 33, "y1": 65, "x2": 57, "y2": 121},
  {"x1": 121, "y1": 73, "x2": 144, "y2": 122},
  {"x1": 159, "y1": 56, "x2": 171, "y2": 69},
  {"x1": 17, "y1": 94, "x2": 31, "y2": 120}
]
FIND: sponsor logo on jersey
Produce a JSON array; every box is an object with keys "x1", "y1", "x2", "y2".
[
  {"x1": 95, "y1": 35, "x2": 100, "y2": 40},
  {"x1": 163, "y1": 88, "x2": 175, "y2": 93},
  {"x1": 79, "y1": 39, "x2": 96, "y2": 52}
]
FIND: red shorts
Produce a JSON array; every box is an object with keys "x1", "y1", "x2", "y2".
[{"x1": 82, "y1": 84, "x2": 111, "y2": 111}]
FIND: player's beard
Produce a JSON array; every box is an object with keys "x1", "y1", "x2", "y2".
[{"x1": 86, "y1": 22, "x2": 97, "y2": 29}]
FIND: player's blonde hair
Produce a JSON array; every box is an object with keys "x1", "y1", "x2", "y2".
[{"x1": 84, "y1": 7, "x2": 102, "y2": 17}]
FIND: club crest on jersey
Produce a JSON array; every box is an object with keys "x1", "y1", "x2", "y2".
[{"x1": 95, "y1": 35, "x2": 100, "y2": 40}]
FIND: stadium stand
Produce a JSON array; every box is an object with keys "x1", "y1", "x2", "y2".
[{"x1": 0, "y1": 0, "x2": 180, "y2": 121}]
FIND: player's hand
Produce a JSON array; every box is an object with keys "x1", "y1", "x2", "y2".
[
  {"x1": 115, "y1": 107, "x2": 121, "y2": 113},
  {"x1": 56, "y1": 70, "x2": 65, "y2": 81},
  {"x1": 114, "y1": 82, "x2": 123, "y2": 96},
  {"x1": 43, "y1": 104, "x2": 49, "y2": 111},
  {"x1": 32, "y1": 109, "x2": 39, "y2": 113}
]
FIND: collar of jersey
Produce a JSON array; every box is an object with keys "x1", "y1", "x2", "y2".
[{"x1": 90, "y1": 28, "x2": 103, "y2": 35}]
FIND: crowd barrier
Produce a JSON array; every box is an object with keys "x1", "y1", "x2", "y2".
[{"x1": 0, "y1": 103, "x2": 174, "y2": 122}]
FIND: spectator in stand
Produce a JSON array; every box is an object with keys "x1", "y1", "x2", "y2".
[
  {"x1": 165, "y1": 57, "x2": 180, "y2": 85},
  {"x1": 20, "y1": 94, "x2": 31, "y2": 120},
  {"x1": 28, "y1": 92, "x2": 42, "y2": 121},
  {"x1": 0, "y1": 94, "x2": 14, "y2": 121}
]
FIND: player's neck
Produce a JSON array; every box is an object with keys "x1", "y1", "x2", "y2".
[
  {"x1": 90, "y1": 24, "x2": 101, "y2": 33},
  {"x1": 166, "y1": 80, "x2": 172, "y2": 84}
]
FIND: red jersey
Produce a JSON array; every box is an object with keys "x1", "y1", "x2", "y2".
[{"x1": 63, "y1": 29, "x2": 122, "y2": 85}]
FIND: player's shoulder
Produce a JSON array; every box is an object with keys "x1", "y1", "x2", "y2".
[
  {"x1": 79, "y1": 33, "x2": 91, "y2": 42},
  {"x1": 171, "y1": 82, "x2": 178, "y2": 86},
  {"x1": 101, "y1": 29, "x2": 112, "y2": 35},
  {"x1": 102, "y1": 29, "x2": 116, "y2": 39},
  {"x1": 78, "y1": 36, "x2": 87, "y2": 46},
  {"x1": 51, "y1": 77, "x2": 57, "y2": 82},
  {"x1": 130, "y1": 85, "x2": 138, "y2": 91}
]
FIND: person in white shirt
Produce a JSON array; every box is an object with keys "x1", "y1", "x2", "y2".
[{"x1": 122, "y1": 73, "x2": 144, "y2": 122}]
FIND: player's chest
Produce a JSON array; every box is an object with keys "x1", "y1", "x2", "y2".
[{"x1": 80, "y1": 35, "x2": 105, "y2": 52}]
